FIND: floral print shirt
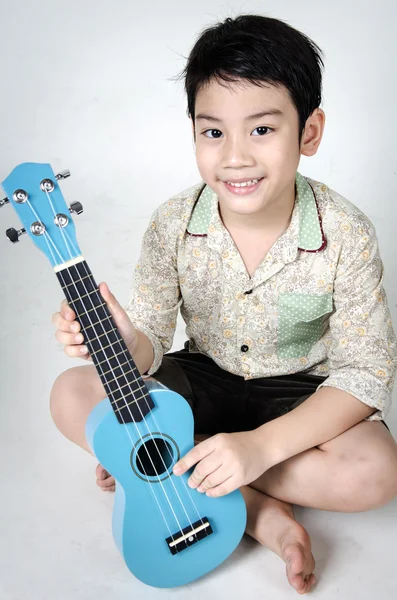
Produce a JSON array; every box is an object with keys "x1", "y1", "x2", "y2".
[{"x1": 125, "y1": 172, "x2": 397, "y2": 421}]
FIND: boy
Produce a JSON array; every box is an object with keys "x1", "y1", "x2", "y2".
[{"x1": 50, "y1": 14, "x2": 397, "y2": 595}]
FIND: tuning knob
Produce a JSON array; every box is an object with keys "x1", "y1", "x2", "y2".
[
  {"x1": 69, "y1": 201, "x2": 83, "y2": 215},
  {"x1": 6, "y1": 227, "x2": 26, "y2": 243},
  {"x1": 56, "y1": 170, "x2": 71, "y2": 180}
]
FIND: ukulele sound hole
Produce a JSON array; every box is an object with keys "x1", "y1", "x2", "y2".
[{"x1": 136, "y1": 437, "x2": 175, "y2": 477}]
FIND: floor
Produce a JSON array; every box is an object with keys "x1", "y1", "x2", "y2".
[{"x1": 1, "y1": 229, "x2": 396, "y2": 600}]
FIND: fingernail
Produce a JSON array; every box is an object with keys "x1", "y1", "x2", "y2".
[
  {"x1": 71, "y1": 324, "x2": 79, "y2": 332},
  {"x1": 173, "y1": 465, "x2": 182, "y2": 475},
  {"x1": 80, "y1": 346, "x2": 88, "y2": 354}
]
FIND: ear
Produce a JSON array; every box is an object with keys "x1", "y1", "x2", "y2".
[{"x1": 300, "y1": 108, "x2": 326, "y2": 157}]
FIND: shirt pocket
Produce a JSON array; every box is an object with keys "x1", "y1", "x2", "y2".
[{"x1": 277, "y1": 293, "x2": 333, "y2": 359}]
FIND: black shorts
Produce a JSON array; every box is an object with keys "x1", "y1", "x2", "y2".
[{"x1": 152, "y1": 342, "x2": 389, "y2": 435}]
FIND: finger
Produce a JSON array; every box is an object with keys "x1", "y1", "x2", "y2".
[
  {"x1": 205, "y1": 475, "x2": 235, "y2": 498},
  {"x1": 64, "y1": 343, "x2": 89, "y2": 358},
  {"x1": 55, "y1": 330, "x2": 84, "y2": 346},
  {"x1": 196, "y1": 465, "x2": 227, "y2": 493},
  {"x1": 173, "y1": 438, "x2": 215, "y2": 475},
  {"x1": 98, "y1": 282, "x2": 131, "y2": 329},
  {"x1": 60, "y1": 298, "x2": 76, "y2": 321},
  {"x1": 52, "y1": 311, "x2": 81, "y2": 334},
  {"x1": 187, "y1": 455, "x2": 222, "y2": 489}
]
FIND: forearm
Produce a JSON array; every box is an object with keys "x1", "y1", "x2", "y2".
[
  {"x1": 129, "y1": 329, "x2": 155, "y2": 375},
  {"x1": 254, "y1": 386, "x2": 376, "y2": 468}
]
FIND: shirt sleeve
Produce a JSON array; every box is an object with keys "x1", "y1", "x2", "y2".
[
  {"x1": 317, "y1": 221, "x2": 397, "y2": 421},
  {"x1": 124, "y1": 207, "x2": 182, "y2": 375}
]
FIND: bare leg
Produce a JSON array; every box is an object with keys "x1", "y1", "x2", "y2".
[
  {"x1": 241, "y1": 485, "x2": 316, "y2": 594},
  {"x1": 250, "y1": 420, "x2": 397, "y2": 512}
]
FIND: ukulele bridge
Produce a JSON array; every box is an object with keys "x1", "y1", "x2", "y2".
[{"x1": 165, "y1": 517, "x2": 213, "y2": 555}]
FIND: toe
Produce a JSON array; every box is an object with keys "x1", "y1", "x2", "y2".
[
  {"x1": 96, "y1": 463, "x2": 109, "y2": 480},
  {"x1": 95, "y1": 464, "x2": 115, "y2": 491},
  {"x1": 284, "y1": 544, "x2": 316, "y2": 594}
]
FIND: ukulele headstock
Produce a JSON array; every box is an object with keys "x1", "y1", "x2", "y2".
[{"x1": 1, "y1": 163, "x2": 83, "y2": 268}]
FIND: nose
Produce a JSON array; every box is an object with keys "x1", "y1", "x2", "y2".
[{"x1": 220, "y1": 133, "x2": 256, "y2": 170}]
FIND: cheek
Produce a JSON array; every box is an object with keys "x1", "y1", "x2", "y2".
[
  {"x1": 195, "y1": 144, "x2": 215, "y2": 176},
  {"x1": 268, "y1": 141, "x2": 298, "y2": 169}
]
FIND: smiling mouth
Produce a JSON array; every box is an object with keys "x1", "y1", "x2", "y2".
[
  {"x1": 221, "y1": 177, "x2": 265, "y2": 195},
  {"x1": 223, "y1": 177, "x2": 264, "y2": 188}
]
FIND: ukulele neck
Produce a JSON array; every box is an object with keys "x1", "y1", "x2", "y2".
[{"x1": 55, "y1": 257, "x2": 154, "y2": 424}]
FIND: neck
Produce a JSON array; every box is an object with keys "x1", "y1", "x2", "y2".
[{"x1": 55, "y1": 258, "x2": 154, "y2": 424}]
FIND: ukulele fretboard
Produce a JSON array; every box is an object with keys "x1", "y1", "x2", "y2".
[{"x1": 55, "y1": 259, "x2": 154, "y2": 423}]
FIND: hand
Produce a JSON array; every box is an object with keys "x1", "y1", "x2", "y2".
[
  {"x1": 173, "y1": 431, "x2": 268, "y2": 498},
  {"x1": 52, "y1": 281, "x2": 138, "y2": 360}
]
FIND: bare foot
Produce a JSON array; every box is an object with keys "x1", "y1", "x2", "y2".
[
  {"x1": 95, "y1": 464, "x2": 115, "y2": 492},
  {"x1": 241, "y1": 486, "x2": 316, "y2": 594}
]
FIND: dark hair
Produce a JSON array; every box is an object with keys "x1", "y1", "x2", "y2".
[{"x1": 178, "y1": 14, "x2": 324, "y2": 142}]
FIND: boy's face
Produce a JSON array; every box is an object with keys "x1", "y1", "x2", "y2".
[{"x1": 192, "y1": 78, "x2": 323, "y2": 224}]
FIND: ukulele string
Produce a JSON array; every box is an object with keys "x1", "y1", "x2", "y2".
[
  {"x1": 28, "y1": 193, "x2": 177, "y2": 542},
  {"x1": 60, "y1": 227, "x2": 207, "y2": 528},
  {"x1": 19, "y1": 202, "x2": 171, "y2": 515},
  {"x1": 42, "y1": 190, "x2": 197, "y2": 541},
  {"x1": 58, "y1": 208, "x2": 207, "y2": 527},
  {"x1": 68, "y1": 261, "x2": 203, "y2": 535}
]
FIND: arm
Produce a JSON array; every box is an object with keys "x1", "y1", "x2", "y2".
[
  {"x1": 124, "y1": 206, "x2": 182, "y2": 375},
  {"x1": 254, "y1": 386, "x2": 376, "y2": 468},
  {"x1": 256, "y1": 219, "x2": 397, "y2": 468},
  {"x1": 129, "y1": 328, "x2": 155, "y2": 376}
]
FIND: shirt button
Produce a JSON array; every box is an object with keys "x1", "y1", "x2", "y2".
[{"x1": 241, "y1": 344, "x2": 249, "y2": 353}]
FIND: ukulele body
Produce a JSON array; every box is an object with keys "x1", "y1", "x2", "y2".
[{"x1": 85, "y1": 379, "x2": 247, "y2": 588}]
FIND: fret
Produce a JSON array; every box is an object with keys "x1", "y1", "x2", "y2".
[
  {"x1": 74, "y1": 302, "x2": 107, "y2": 318},
  {"x1": 106, "y1": 378, "x2": 147, "y2": 400},
  {"x1": 79, "y1": 314, "x2": 112, "y2": 330},
  {"x1": 95, "y1": 348, "x2": 134, "y2": 368},
  {"x1": 99, "y1": 365, "x2": 137, "y2": 385},
  {"x1": 85, "y1": 326, "x2": 118, "y2": 341},
  {"x1": 87, "y1": 338, "x2": 124, "y2": 356},
  {"x1": 116, "y1": 395, "x2": 154, "y2": 423},
  {"x1": 60, "y1": 273, "x2": 93, "y2": 289},
  {"x1": 55, "y1": 259, "x2": 154, "y2": 424},
  {"x1": 70, "y1": 287, "x2": 103, "y2": 301},
  {"x1": 103, "y1": 377, "x2": 147, "y2": 400},
  {"x1": 100, "y1": 359, "x2": 131, "y2": 378},
  {"x1": 113, "y1": 391, "x2": 150, "y2": 413}
]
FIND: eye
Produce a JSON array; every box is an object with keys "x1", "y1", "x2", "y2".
[
  {"x1": 203, "y1": 129, "x2": 223, "y2": 139},
  {"x1": 252, "y1": 126, "x2": 273, "y2": 136}
]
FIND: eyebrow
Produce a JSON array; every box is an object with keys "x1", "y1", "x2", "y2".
[{"x1": 195, "y1": 109, "x2": 284, "y2": 122}]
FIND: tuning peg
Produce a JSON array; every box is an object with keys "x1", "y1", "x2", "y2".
[
  {"x1": 6, "y1": 227, "x2": 26, "y2": 243},
  {"x1": 69, "y1": 201, "x2": 83, "y2": 215},
  {"x1": 0, "y1": 197, "x2": 10, "y2": 208},
  {"x1": 56, "y1": 170, "x2": 71, "y2": 180}
]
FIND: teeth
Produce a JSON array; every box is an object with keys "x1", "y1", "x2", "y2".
[{"x1": 226, "y1": 179, "x2": 260, "y2": 187}]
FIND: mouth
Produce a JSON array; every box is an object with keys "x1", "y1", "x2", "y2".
[{"x1": 222, "y1": 177, "x2": 265, "y2": 195}]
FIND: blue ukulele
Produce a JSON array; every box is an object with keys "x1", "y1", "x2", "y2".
[{"x1": 1, "y1": 163, "x2": 247, "y2": 588}]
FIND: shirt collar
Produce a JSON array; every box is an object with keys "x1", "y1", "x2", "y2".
[{"x1": 187, "y1": 171, "x2": 326, "y2": 256}]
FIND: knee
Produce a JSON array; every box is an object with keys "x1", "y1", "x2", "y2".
[
  {"x1": 341, "y1": 454, "x2": 397, "y2": 511},
  {"x1": 49, "y1": 367, "x2": 78, "y2": 431}
]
